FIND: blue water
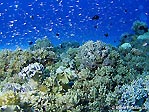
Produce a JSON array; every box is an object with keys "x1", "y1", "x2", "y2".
[{"x1": 0, "y1": 0, "x2": 149, "y2": 50}]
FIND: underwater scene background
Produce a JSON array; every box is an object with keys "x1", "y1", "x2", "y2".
[
  {"x1": 0, "y1": 0, "x2": 149, "y2": 112},
  {"x1": 0, "y1": 0, "x2": 149, "y2": 49}
]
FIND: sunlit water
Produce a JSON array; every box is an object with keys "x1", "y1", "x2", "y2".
[{"x1": 0, "y1": 0, "x2": 149, "y2": 50}]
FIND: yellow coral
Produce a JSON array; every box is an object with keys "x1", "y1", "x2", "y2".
[{"x1": 0, "y1": 91, "x2": 20, "y2": 106}]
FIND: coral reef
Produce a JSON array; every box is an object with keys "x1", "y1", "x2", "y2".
[
  {"x1": 0, "y1": 91, "x2": 20, "y2": 106},
  {"x1": 119, "y1": 43, "x2": 132, "y2": 50},
  {"x1": 0, "y1": 39, "x2": 57, "y2": 82},
  {"x1": 0, "y1": 21, "x2": 149, "y2": 111},
  {"x1": 120, "y1": 33, "x2": 136, "y2": 44},
  {"x1": 30, "y1": 37, "x2": 53, "y2": 51},
  {"x1": 119, "y1": 20, "x2": 149, "y2": 75},
  {"x1": 75, "y1": 40, "x2": 111, "y2": 70},
  {"x1": 18, "y1": 62, "x2": 44, "y2": 80},
  {"x1": 53, "y1": 41, "x2": 80, "y2": 55},
  {"x1": 118, "y1": 75, "x2": 149, "y2": 111},
  {"x1": 131, "y1": 20, "x2": 148, "y2": 35}
]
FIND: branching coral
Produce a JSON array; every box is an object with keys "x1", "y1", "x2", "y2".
[
  {"x1": 118, "y1": 75, "x2": 149, "y2": 111},
  {"x1": 0, "y1": 46, "x2": 57, "y2": 82},
  {"x1": 18, "y1": 62, "x2": 44, "y2": 80}
]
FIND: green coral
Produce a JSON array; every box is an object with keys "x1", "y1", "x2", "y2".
[
  {"x1": 0, "y1": 45, "x2": 56, "y2": 82},
  {"x1": 131, "y1": 20, "x2": 148, "y2": 35},
  {"x1": 30, "y1": 38, "x2": 53, "y2": 51},
  {"x1": 15, "y1": 40, "x2": 142, "y2": 111},
  {"x1": 119, "y1": 21, "x2": 149, "y2": 57}
]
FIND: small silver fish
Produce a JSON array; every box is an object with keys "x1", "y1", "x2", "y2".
[{"x1": 142, "y1": 42, "x2": 148, "y2": 47}]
